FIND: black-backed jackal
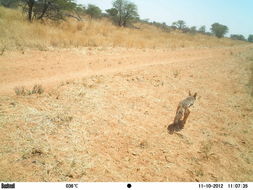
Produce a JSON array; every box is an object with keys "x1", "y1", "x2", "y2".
[{"x1": 173, "y1": 91, "x2": 197, "y2": 125}]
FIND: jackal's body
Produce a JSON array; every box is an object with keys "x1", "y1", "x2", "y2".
[{"x1": 173, "y1": 91, "x2": 197, "y2": 125}]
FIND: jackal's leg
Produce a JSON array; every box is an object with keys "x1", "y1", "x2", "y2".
[{"x1": 183, "y1": 108, "x2": 190, "y2": 124}]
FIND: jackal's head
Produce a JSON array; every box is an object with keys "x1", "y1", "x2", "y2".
[{"x1": 189, "y1": 91, "x2": 197, "y2": 99}]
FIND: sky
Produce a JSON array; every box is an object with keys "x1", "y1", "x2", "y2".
[{"x1": 76, "y1": 0, "x2": 253, "y2": 37}]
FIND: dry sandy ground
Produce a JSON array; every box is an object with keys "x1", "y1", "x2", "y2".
[{"x1": 0, "y1": 45, "x2": 253, "y2": 182}]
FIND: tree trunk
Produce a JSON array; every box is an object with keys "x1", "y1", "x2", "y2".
[
  {"x1": 27, "y1": 0, "x2": 35, "y2": 22},
  {"x1": 118, "y1": 13, "x2": 122, "y2": 26},
  {"x1": 122, "y1": 11, "x2": 130, "y2": 27},
  {"x1": 37, "y1": 1, "x2": 50, "y2": 20}
]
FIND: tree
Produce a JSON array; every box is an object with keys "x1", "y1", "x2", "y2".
[
  {"x1": 21, "y1": 0, "x2": 34, "y2": 22},
  {"x1": 20, "y1": 0, "x2": 77, "y2": 22},
  {"x1": 106, "y1": 8, "x2": 118, "y2": 17},
  {"x1": 85, "y1": 4, "x2": 102, "y2": 19},
  {"x1": 248, "y1": 35, "x2": 253, "y2": 43},
  {"x1": 230, "y1": 34, "x2": 246, "y2": 41},
  {"x1": 189, "y1": 26, "x2": 197, "y2": 34},
  {"x1": 111, "y1": 0, "x2": 139, "y2": 27},
  {"x1": 210, "y1": 23, "x2": 228, "y2": 38},
  {"x1": 172, "y1": 20, "x2": 186, "y2": 30},
  {"x1": 198, "y1": 25, "x2": 206, "y2": 34}
]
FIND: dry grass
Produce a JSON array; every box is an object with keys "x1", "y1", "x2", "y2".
[
  {"x1": 247, "y1": 55, "x2": 253, "y2": 96},
  {"x1": 0, "y1": 6, "x2": 247, "y2": 51}
]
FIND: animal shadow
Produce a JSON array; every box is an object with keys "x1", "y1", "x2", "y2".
[{"x1": 167, "y1": 120, "x2": 185, "y2": 134}]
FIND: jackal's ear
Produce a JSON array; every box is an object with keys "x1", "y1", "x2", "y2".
[
  {"x1": 193, "y1": 93, "x2": 197, "y2": 99},
  {"x1": 189, "y1": 90, "x2": 192, "y2": 96}
]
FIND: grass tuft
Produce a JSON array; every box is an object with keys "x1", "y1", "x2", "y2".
[
  {"x1": 32, "y1": 84, "x2": 44, "y2": 94},
  {"x1": 14, "y1": 84, "x2": 44, "y2": 96},
  {"x1": 14, "y1": 86, "x2": 26, "y2": 96}
]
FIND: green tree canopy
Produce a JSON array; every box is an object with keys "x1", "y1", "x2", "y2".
[
  {"x1": 230, "y1": 34, "x2": 246, "y2": 41},
  {"x1": 198, "y1": 25, "x2": 206, "y2": 34},
  {"x1": 85, "y1": 4, "x2": 102, "y2": 19},
  {"x1": 248, "y1": 35, "x2": 253, "y2": 42},
  {"x1": 210, "y1": 23, "x2": 229, "y2": 38},
  {"x1": 172, "y1": 20, "x2": 186, "y2": 30},
  {"x1": 106, "y1": 8, "x2": 118, "y2": 17},
  {"x1": 189, "y1": 26, "x2": 197, "y2": 34},
  {"x1": 111, "y1": 0, "x2": 139, "y2": 27},
  {"x1": 21, "y1": 0, "x2": 77, "y2": 21}
]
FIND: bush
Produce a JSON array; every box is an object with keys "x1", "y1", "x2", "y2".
[{"x1": 230, "y1": 34, "x2": 246, "y2": 41}]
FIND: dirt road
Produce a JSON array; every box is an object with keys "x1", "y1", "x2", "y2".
[
  {"x1": 0, "y1": 46, "x2": 249, "y2": 95},
  {"x1": 0, "y1": 45, "x2": 253, "y2": 181}
]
